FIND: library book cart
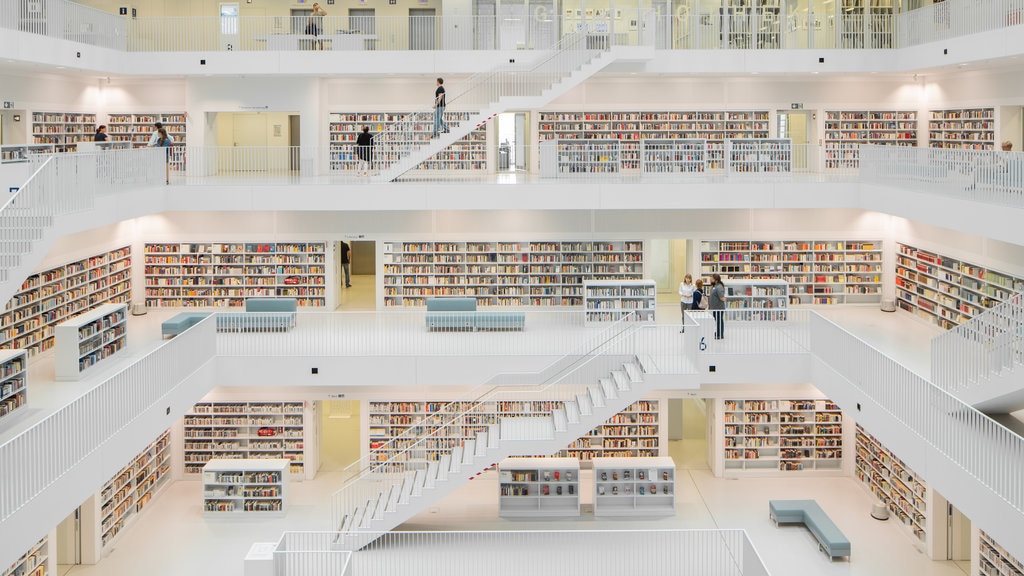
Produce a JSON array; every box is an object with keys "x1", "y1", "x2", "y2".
[
  {"x1": 498, "y1": 457, "x2": 581, "y2": 518},
  {"x1": 592, "y1": 456, "x2": 676, "y2": 517}
]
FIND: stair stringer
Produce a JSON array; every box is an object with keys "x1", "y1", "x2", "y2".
[
  {"x1": 336, "y1": 358, "x2": 649, "y2": 550},
  {"x1": 0, "y1": 215, "x2": 59, "y2": 308}
]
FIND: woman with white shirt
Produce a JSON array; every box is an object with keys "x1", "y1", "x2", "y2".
[{"x1": 678, "y1": 273, "x2": 695, "y2": 332}]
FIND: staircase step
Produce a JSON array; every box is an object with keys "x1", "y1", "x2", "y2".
[
  {"x1": 623, "y1": 361, "x2": 643, "y2": 383},
  {"x1": 368, "y1": 492, "x2": 385, "y2": 521},
  {"x1": 425, "y1": 460, "x2": 440, "y2": 489},
  {"x1": 398, "y1": 475, "x2": 415, "y2": 504},
  {"x1": 449, "y1": 447, "x2": 463, "y2": 472},
  {"x1": 552, "y1": 407, "x2": 569, "y2": 432},
  {"x1": 588, "y1": 385, "x2": 606, "y2": 408},
  {"x1": 437, "y1": 454, "x2": 451, "y2": 481},
  {"x1": 564, "y1": 400, "x2": 581, "y2": 424},
  {"x1": 474, "y1": 432, "x2": 488, "y2": 457},
  {"x1": 611, "y1": 370, "x2": 631, "y2": 392},
  {"x1": 412, "y1": 468, "x2": 426, "y2": 496},
  {"x1": 385, "y1": 483, "x2": 401, "y2": 512},
  {"x1": 599, "y1": 377, "x2": 619, "y2": 400},
  {"x1": 487, "y1": 423, "x2": 500, "y2": 448},
  {"x1": 576, "y1": 392, "x2": 593, "y2": 416},
  {"x1": 462, "y1": 440, "x2": 476, "y2": 464}
]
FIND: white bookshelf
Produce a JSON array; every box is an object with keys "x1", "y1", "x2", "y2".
[
  {"x1": 700, "y1": 240, "x2": 883, "y2": 305},
  {"x1": 182, "y1": 401, "x2": 311, "y2": 479},
  {"x1": 94, "y1": 429, "x2": 172, "y2": 551},
  {"x1": 202, "y1": 459, "x2": 289, "y2": 516},
  {"x1": 823, "y1": 110, "x2": 918, "y2": 169},
  {"x1": 583, "y1": 279, "x2": 656, "y2": 322},
  {"x1": 328, "y1": 111, "x2": 487, "y2": 172},
  {"x1": 1, "y1": 246, "x2": 132, "y2": 358},
  {"x1": 0, "y1": 350, "x2": 28, "y2": 422},
  {"x1": 498, "y1": 457, "x2": 581, "y2": 518},
  {"x1": 721, "y1": 279, "x2": 789, "y2": 320},
  {"x1": 0, "y1": 144, "x2": 55, "y2": 164},
  {"x1": 928, "y1": 107, "x2": 996, "y2": 150},
  {"x1": 854, "y1": 425, "x2": 929, "y2": 550},
  {"x1": 31, "y1": 111, "x2": 96, "y2": 152},
  {"x1": 105, "y1": 113, "x2": 187, "y2": 147},
  {"x1": 592, "y1": 456, "x2": 676, "y2": 517},
  {"x1": 541, "y1": 139, "x2": 622, "y2": 176},
  {"x1": 980, "y1": 530, "x2": 1024, "y2": 576},
  {"x1": 54, "y1": 303, "x2": 128, "y2": 381},
  {"x1": 144, "y1": 242, "x2": 327, "y2": 308},
  {"x1": 640, "y1": 139, "x2": 708, "y2": 176},
  {"x1": 727, "y1": 139, "x2": 792, "y2": 175},
  {"x1": 381, "y1": 240, "x2": 645, "y2": 308},
  {"x1": 2, "y1": 536, "x2": 48, "y2": 576},
  {"x1": 895, "y1": 243, "x2": 1024, "y2": 330},
  {"x1": 717, "y1": 399, "x2": 844, "y2": 476}
]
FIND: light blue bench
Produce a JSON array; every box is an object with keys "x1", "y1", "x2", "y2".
[
  {"x1": 769, "y1": 499, "x2": 850, "y2": 561},
  {"x1": 216, "y1": 298, "x2": 298, "y2": 332},
  {"x1": 425, "y1": 297, "x2": 525, "y2": 331},
  {"x1": 161, "y1": 312, "x2": 210, "y2": 338}
]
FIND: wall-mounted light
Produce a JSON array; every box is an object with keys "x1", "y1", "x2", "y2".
[{"x1": 13, "y1": 115, "x2": 21, "y2": 122}]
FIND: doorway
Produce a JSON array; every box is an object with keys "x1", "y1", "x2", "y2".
[
  {"x1": 335, "y1": 239, "x2": 377, "y2": 310},
  {"x1": 350, "y1": 9, "x2": 376, "y2": 50},
  {"x1": 214, "y1": 111, "x2": 298, "y2": 173},
  {"x1": 219, "y1": 3, "x2": 239, "y2": 50},
  {"x1": 947, "y1": 503, "x2": 971, "y2": 570},
  {"x1": 319, "y1": 400, "x2": 362, "y2": 472},
  {"x1": 409, "y1": 9, "x2": 436, "y2": 50},
  {"x1": 56, "y1": 507, "x2": 81, "y2": 571},
  {"x1": 667, "y1": 397, "x2": 708, "y2": 469},
  {"x1": 497, "y1": 112, "x2": 527, "y2": 173},
  {"x1": 777, "y1": 110, "x2": 815, "y2": 172}
]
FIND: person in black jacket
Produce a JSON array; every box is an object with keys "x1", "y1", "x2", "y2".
[{"x1": 356, "y1": 126, "x2": 373, "y2": 176}]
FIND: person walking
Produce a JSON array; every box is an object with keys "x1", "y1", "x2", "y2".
[
  {"x1": 709, "y1": 273, "x2": 727, "y2": 339},
  {"x1": 432, "y1": 77, "x2": 449, "y2": 137},
  {"x1": 340, "y1": 240, "x2": 352, "y2": 287},
  {"x1": 355, "y1": 126, "x2": 374, "y2": 176},
  {"x1": 93, "y1": 125, "x2": 108, "y2": 142},
  {"x1": 678, "y1": 273, "x2": 695, "y2": 332}
]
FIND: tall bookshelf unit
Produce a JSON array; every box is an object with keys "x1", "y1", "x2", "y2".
[
  {"x1": 202, "y1": 459, "x2": 289, "y2": 516},
  {"x1": 31, "y1": 111, "x2": 96, "y2": 151},
  {"x1": 980, "y1": 531, "x2": 1024, "y2": 576},
  {"x1": 895, "y1": 243, "x2": 1024, "y2": 330},
  {"x1": 367, "y1": 399, "x2": 663, "y2": 466},
  {"x1": 592, "y1": 456, "x2": 676, "y2": 517},
  {"x1": 498, "y1": 457, "x2": 581, "y2": 518},
  {"x1": 1, "y1": 246, "x2": 132, "y2": 357},
  {"x1": 583, "y1": 279, "x2": 656, "y2": 322},
  {"x1": 328, "y1": 112, "x2": 487, "y2": 172},
  {"x1": 54, "y1": 303, "x2": 128, "y2": 381},
  {"x1": 381, "y1": 240, "x2": 644, "y2": 308},
  {"x1": 143, "y1": 242, "x2": 327, "y2": 308},
  {"x1": 699, "y1": 240, "x2": 882, "y2": 305},
  {"x1": 182, "y1": 401, "x2": 311, "y2": 479},
  {"x1": 715, "y1": 398, "x2": 845, "y2": 476},
  {"x1": 2, "y1": 537, "x2": 47, "y2": 576},
  {"x1": 928, "y1": 108, "x2": 996, "y2": 150},
  {"x1": 537, "y1": 110, "x2": 770, "y2": 171},
  {"x1": 106, "y1": 113, "x2": 187, "y2": 146},
  {"x1": 823, "y1": 110, "x2": 918, "y2": 169},
  {"x1": 0, "y1": 351, "x2": 28, "y2": 422},
  {"x1": 854, "y1": 425, "x2": 930, "y2": 550},
  {"x1": 726, "y1": 139, "x2": 792, "y2": 175},
  {"x1": 92, "y1": 430, "x2": 172, "y2": 553}
]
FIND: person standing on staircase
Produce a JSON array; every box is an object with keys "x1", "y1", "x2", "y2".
[{"x1": 432, "y1": 78, "x2": 449, "y2": 137}]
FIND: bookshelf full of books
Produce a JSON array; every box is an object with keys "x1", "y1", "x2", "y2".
[
  {"x1": 823, "y1": 110, "x2": 918, "y2": 169},
  {"x1": 367, "y1": 399, "x2": 663, "y2": 468},
  {"x1": 895, "y1": 243, "x2": 1024, "y2": 330},
  {"x1": 31, "y1": 111, "x2": 96, "y2": 151},
  {"x1": 143, "y1": 242, "x2": 328, "y2": 308},
  {"x1": 1, "y1": 246, "x2": 132, "y2": 358},
  {"x1": 0, "y1": 144, "x2": 56, "y2": 164},
  {"x1": 2, "y1": 536, "x2": 48, "y2": 576},
  {"x1": 182, "y1": 401, "x2": 311, "y2": 479},
  {"x1": 719, "y1": 279, "x2": 789, "y2": 320},
  {"x1": 699, "y1": 240, "x2": 883, "y2": 305},
  {"x1": 54, "y1": 303, "x2": 128, "y2": 381},
  {"x1": 583, "y1": 279, "x2": 657, "y2": 322},
  {"x1": 592, "y1": 456, "x2": 676, "y2": 517},
  {"x1": 716, "y1": 398, "x2": 845, "y2": 476},
  {"x1": 980, "y1": 531, "x2": 1024, "y2": 576},
  {"x1": 202, "y1": 459, "x2": 289, "y2": 516},
  {"x1": 498, "y1": 457, "x2": 581, "y2": 518},
  {"x1": 640, "y1": 139, "x2": 708, "y2": 176},
  {"x1": 328, "y1": 112, "x2": 488, "y2": 172},
  {"x1": 854, "y1": 425, "x2": 930, "y2": 551},
  {"x1": 105, "y1": 113, "x2": 187, "y2": 146},
  {"x1": 381, "y1": 240, "x2": 645, "y2": 308},
  {"x1": 928, "y1": 107, "x2": 996, "y2": 150},
  {"x1": 0, "y1": 350, "x2": 28, "y2": 424},
  {"x1": 726, "y1": 139, "x2": 792, "y2": 175}
]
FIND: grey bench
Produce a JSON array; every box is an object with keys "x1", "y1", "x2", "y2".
[
  {"x1": 161, "y1": 312, "x2": 211, "y2": 338},
  {"x1": 216, "y1": 298, "x2": 298, "y2": 332},
  {"x1": 769, "y1": 499, "x2": 850, "y2": 561},
  {"x1": 425, "y1": 297, "x2": 525, "y2": 331}
]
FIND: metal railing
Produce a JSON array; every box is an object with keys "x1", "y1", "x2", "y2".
[
  {"x1": 897, "y1": 0, "x2": 1024, "y2": 47},
  {"x1": 860, "y1": 145, "x2": 1024, "y2": 209},
  {"x1": 275, "y1": 529, "x2": 769, "y2": 576},
  {"x1": 931, "y1": 292, "x2": 1024, "y2": 394},
  {"x1": 0, "y1": 315, "x2": 217, "y2": 525},
  {"x1": 176, "y1": 146, "x2": 311, "y2": 183},
  {"x1": 0, "y1": 0, "x2": 127, "y2": 50}
]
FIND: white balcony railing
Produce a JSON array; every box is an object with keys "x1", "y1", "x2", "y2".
[
  {"x1": 931, "y1": 292, "x2": 1024, "y2": 395},
  {"x1": 0, "y1": 0, "x2": 127, "y2": 50},
  {"x1": 897, "y1": 0, "x2": 1024, "y2": 47}
]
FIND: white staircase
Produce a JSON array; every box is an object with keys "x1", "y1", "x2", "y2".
[
  {"x1": 369, "y1": 31, "x2": 626, "y2": 182},
  {"x1": 331, "y1": 354, "x2": 649, "y2": 549}
]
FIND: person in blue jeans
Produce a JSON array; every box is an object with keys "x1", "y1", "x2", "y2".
[
  {"x1": 432, "y1": 78, "x2": 449, "y2": 137},
  {"x1": 709, "y1": 273, "x2": 727, "y2": 339}
]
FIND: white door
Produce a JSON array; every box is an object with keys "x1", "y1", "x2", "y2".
[
  {"x1": 233, "y1": 113, "x2": 268, "y2": 172},
  {"x1": 409, "y1": 9, "x2": 436, "y2": 50}
]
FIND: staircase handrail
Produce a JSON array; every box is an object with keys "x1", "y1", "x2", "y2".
[{"x1": 931, "y1": 291, "x2": 1024, "y2": 393}]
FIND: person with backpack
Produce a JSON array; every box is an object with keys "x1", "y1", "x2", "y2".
[{"x1": 693, "y1": 278, "x2": 707, "y2": 313}]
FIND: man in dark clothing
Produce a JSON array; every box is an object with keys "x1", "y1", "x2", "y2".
[
  {"x1": 432, "y1": 78, "x2": 448, "y2": 137},
  {"x1": 340, "y1": 241, "x2": 352, "y2": 288},
  {"x1": 355, "y1": 126, "x2": 373, "y2": 176}
]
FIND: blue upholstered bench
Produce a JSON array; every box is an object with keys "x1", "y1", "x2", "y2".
[
  {"x1": 769, "y1": 499, "x2": 851, "y2": 561},
  {"x1": 425, "y1": 297, "x2": 477, "y2": 331},
  {"x1": 162, "y1": 312, "x2": 211, "y2": 338},
  {"x1": 216, "y1": 298, "x2": 298, "y2": 332}
]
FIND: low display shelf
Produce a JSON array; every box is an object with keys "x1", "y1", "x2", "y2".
[
  {"x1": 95, "y1": 429, "x2": 171, "y2": 551},
  {"x1": 0, "y1": 144, "x2": 55, "y2": 163},
  {"x1": 980, "y1": 530, "x2": 1024, "y2": 576},
  {"x1": 700, "y1": 240, "x2": 882, "y2": 305},
  {"x1": 854, "y1": 425, "x2": 928, "y2": 548},
  {"x1": 202, "y1": 459, "x2": 289, "y2": 516},
  {"x1": 183, "y1": 401, "x2": 308, "y2": 478},
  {"x1": 2, "y1": 536, "x2": 47, "y2": 576},
  {"x1": 583, "y1": 279, "x2": 656, "y2": 322},
  {"x1": 498, "y1": 457, "x2": 581, "y2": 518},
  {"x1": 895, "y1": 243, "x2": 1024, "y2": 330},
  {"x1": 640, "y1": 139, "x2": 708, "y2": 175},
  {"x1": 727, "y1": 139, "x2": 792, "y2": 174},
  {"x1": 54, "y1": 303, "x2": 128, "y2": 381},
  {"x1": 0, "y1": 350, "x2": 28, "y2": 421},
  {"x1": 540, "y1": 139, "x2": 622, "y2": 176},
  {"x1": 592, "y1": 456, "x2": 676, "y2": 517},
  {"x1": 719, "y1": 399, "x2": 844, "y2": 475}
]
